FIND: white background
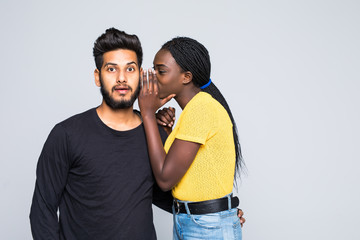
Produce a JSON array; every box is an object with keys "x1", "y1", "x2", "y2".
[{"x1": 0, "y1": 0, "x2": 359, "y2": 239}]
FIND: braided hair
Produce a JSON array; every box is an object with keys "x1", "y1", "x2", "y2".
[{"x1": 161, "y1": 37, "x2": 244, "y2": 181}]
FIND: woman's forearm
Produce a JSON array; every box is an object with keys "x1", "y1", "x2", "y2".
[{"x1": 141, "y1": 112, "x2": 169, "y2": 188}]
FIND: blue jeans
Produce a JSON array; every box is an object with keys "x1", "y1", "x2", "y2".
[{"x1": 172, "y1": 194, "x2": 242, "y2": 240}]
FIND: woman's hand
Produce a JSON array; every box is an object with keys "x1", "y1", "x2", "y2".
[
  {"x1": 156, "y1": 107, "x2": 175, "y2": 127},
  {"x1": 139, "y1": 69, "x2": 175, "y2": 117},
  {"x1": 156, "y1": 107, "x2": 175, "y2": 135}
]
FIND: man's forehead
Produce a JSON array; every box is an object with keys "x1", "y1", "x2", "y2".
[{"x1": 103, "y1": 49, "x2": 138, "y2": 65}]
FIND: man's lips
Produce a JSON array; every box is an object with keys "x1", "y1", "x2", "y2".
[{"x1": 113, "y1": 85, "x2": 130, "y2": 94}]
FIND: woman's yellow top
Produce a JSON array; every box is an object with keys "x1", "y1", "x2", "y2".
[{"x1": 164, "y1": 92, "x2": 236, "y2": 201}]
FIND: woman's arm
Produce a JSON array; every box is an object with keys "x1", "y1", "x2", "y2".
[
  {"x1": 156, "y1": 107, "x2": 175, "y2": 135},
  {"x1": 139, "y1": 70, "x2": 200, "y2": 191}
]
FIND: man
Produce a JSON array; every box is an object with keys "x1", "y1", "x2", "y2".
[{"x1": 30, "y1": 28, "x2": 244, "y2": 240}]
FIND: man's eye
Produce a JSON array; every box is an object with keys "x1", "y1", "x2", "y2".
[
  {"x1": 108, "y1": 67, "x2": 116, "y2": 72},
  {"x1": 127, "y1": 67, "x2": 135, "y2": 72}
]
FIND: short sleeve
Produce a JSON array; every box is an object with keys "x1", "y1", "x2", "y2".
[{"x1": 175, "y1": 102, "x2": 218, "y2": 145}]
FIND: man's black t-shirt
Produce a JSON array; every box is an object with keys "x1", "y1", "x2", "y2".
[{"x1": 30, "y1": 108, "x2": 172, "y2": 240}]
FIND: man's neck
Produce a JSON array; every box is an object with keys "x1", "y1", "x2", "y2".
[{"x1": 96, "y1": 101, "x2": 142, "y2": 131}]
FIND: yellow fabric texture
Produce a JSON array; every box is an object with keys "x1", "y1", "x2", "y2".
[{"x1": 164, "y1": 92, "x2": 235, "y2": 201}]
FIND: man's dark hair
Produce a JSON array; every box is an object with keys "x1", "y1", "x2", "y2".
[{"x1": 93, "y1": 28, "x2": 143, "y2": 70}]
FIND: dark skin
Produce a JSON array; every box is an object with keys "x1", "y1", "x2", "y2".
[
  {"x1": 139, "y1": 49, "x2": 201, "y2": 192},
  {"x1": 156, "y1": 107, "x2": 175, "y2": 135},
  {"x1": 141, "y1": 49, "x2": 245, "y2": 226},
  {"x1": 156, "y1": 107, "x2": 246, "y2": 226}
]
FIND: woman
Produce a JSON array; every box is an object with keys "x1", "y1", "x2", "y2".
[{"x1": 139, "y1": 37, "x2": 244, "y2": 239}]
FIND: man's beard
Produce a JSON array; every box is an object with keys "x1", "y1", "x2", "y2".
[{"x1": 99, "y1": 76, "x2": 140, "y2": 110}]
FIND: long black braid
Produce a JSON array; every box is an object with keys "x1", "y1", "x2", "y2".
[{"x1": 161, "y1": 37, "x2": 245, "y2": 181}]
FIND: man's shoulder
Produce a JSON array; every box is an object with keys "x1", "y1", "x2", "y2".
[
  {"x1": 56, "y1": 108, "x2": 96, "y2": 130},
  {"x1": 136, "y1": 109, "x2": 168, "y2": 142}
]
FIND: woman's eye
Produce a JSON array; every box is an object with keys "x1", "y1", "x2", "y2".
[{"x1": 153, "y1": 66, "x2": 165, "y2": 74}]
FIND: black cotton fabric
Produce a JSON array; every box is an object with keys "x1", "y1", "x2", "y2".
[{"x1": 30, "y1": 108, "x2": 172, "y2": 240}]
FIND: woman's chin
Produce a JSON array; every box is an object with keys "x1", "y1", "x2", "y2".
[{"x1": 159, "y1": 93, "x2": 167, "y2": 99}]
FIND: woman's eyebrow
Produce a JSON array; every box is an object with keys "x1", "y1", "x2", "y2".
[{"x1": 154, "y1": 64, "x2": 167, "y2": 68}]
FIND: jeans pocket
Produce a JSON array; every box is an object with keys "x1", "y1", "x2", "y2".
[
  {"x1": 233, "y1": 218, "x2": 242, "y2": 239},
  {"x1": 228, "y1": 209, "x2": 241, "y2": 229},
  {"x1": 230, "y1": 212, "x2": 242, "y2": 239},
  {"x1": 190, "y1": 213, "x2": 222, "y2": 229},
  {"x1": 233, "y1": 216, "x2": 241, "y2": 229}
]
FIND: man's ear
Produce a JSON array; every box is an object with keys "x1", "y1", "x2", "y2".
[
  {"x1": 182, "y1": 71, "x2": 193, "y2": 85},
  {"x1": 94, "y1": 69, "x2": 101, "y2": 87}
]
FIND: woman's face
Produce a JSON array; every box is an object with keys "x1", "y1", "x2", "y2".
[{"x1": 153, "y1": 49, "x2": 184, "y2": 99}]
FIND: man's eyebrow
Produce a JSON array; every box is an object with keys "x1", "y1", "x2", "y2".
[
  {"x1": 104, "y1": 62, "x2": 117, "y2": 67},
  {"x1": 104, "y1": 61, "x2": 138, "y2": 67}
]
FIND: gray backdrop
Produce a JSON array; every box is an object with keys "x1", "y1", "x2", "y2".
[{"x1": 1, "y1": 0, "x2": 359, "y2": 239}]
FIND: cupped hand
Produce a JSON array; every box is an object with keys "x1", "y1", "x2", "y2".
[{"x1": 138, "y1": 69, "x2": 175, "y2": 116}]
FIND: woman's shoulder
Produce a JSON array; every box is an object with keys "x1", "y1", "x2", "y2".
[
  {"x1": 181, "y1": 92, "x2": 223, "y2": 124},
  {"x1": 186, "y1": 92, "x2": 218, "y2": 110},
  {"x1": 193, "y1": 92, "x2": 225, "y2": 115}
]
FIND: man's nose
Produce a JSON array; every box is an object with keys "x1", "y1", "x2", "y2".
[{"x1": 116, "y1": 71, "x2": 126, "y2": 83}]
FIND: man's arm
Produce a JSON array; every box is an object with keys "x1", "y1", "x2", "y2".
[
  {"x1": 30, "y1": 124, "x2": 70, "y2": 239},
  {"x1": 152, "y1": 183, "x2": 173, "y2": 213}
]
